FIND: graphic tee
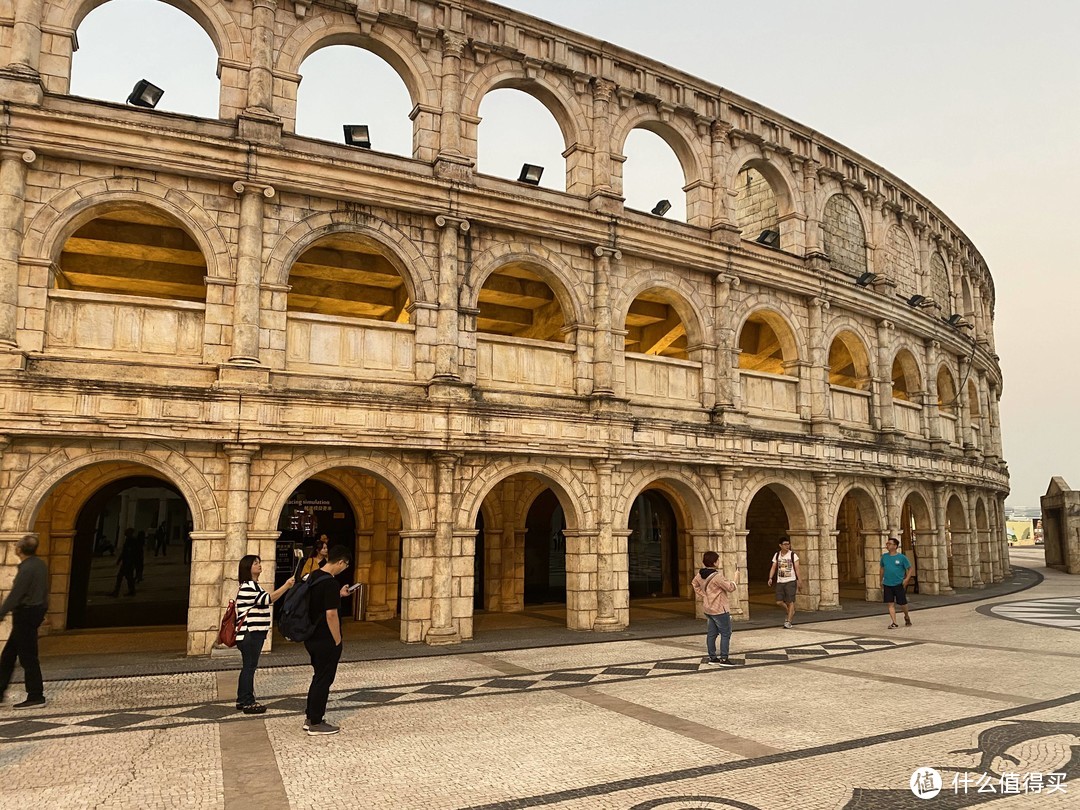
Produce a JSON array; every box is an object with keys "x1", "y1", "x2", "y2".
[{"x1": 772, "y1": 551, "x2": 798, "y2": 582}]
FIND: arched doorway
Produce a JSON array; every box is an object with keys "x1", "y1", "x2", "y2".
[
  {"x1": 900, "y1": 492, "x2": 932, "y2": 593},
  {"x1": 277, "y1": 480, "x2": 357, "y2": 613},
  {"x1": 945, "y1": 494, "x2": 969, "y2": 588},
  {"x1": 68, "y1": 476, "x2": 192, "y2": 629},
  {"x1": 524, "y1": 489, "x2": 566, "y2": 605},
  {"x1": 627, "y1": 490, "x2": 680, "y2": 598},
  {"x1": 835, "y1": 488, "x2": 883, "y2": 601},
  {"x1": 743, "y1": 483, "x2": 808, "y2": 615}
]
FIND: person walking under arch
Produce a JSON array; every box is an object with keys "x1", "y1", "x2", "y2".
[
  {"x1": 111, "y1": 528, "x2": 138, "y2": 597},
  {"x1": 296, "y1": 537, "x2": 328, "y2": 580},
  {"x1": 0, "y1": 535, "x2": 49, "y2": 708},
  {"x1": 767, "y1": 536, "x2": 800, "y2": 628},
  {"x1": 235, "y1": 555, "x2": 294, "y2": 714},
  {"x1": 691, "y1": 550, "x2": 739, "y2": 667},
  {"x1": 880, "y1": 537, "x2": 913, "y2": 629}
]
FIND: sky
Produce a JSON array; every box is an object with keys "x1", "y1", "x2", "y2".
[{"x1": 67, "y1": 0, "x2": 1080, "y2": 508}]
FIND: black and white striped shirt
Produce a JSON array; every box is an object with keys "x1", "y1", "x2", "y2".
[{"x1": 235, "y1": 581, "x2": 272, "y2": 642}]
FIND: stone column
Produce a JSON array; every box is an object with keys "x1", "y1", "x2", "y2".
[
  {"x1": 977, "y1": 374, "x2": 995, "y2": 461},
  {"x1": 808, "y1": 297, "x2": 836, "y2": 433},
  {"x1": 399, "y1": 528, "x2": 434, "y2": 643},
  {"x1": 0, "y1": 148, "x2": 34, "y2": 363},
  {"x1": 708, "y1": 120, "x2": 737, "y2": 240},
  {"x1": 426, "y1": 453, "x2": 461, "y2": 645},
  {"x1": 564, "y1": 529, "x2": 599, "y2": 630},
  {"x1": 996, "y1": 494, "x2": 1011, "y2": 580},
  {"x1": 932, "y1": 484, "x2": 953, "y2": 594},
  {"x1": 588, "y1": 79, "x2": 621, "y2": 213},
  {"x1": 592, "y1": 460, "x2": 624, "y2": 630},
  {"x1": 451, "y1": 528, "x2": 476, "y2": 640},
  {"x1": 433, "y1": 32, "x2": 473, "y2": 181},
  {"x1": 432, "y1": 215, "x2": 469, "y2": 385},
  {"x1": 712, "y1": 274, "x2": 740, "y2": 417},
  {"x1": 882, "y1": 478, "x2": 901, "y2": 539},
  {"x1": 989, "y1": 385, "x2": 1004, "y2": 460},
  {"x1": 591, "y1": 247, "x2": 620, "y2": 399},
  {"x1": 248, "y1": 0, "x2": 276, "y2": 112},
  {"x1": 923, "y1": 339, "x2": 945, "y2": 448},
  {"x1": 957, "y1": 354, "x2": 976, "y2": 455},
  {"x1": 802, "y1": 162, "x2": 823, "y2": 255},
  {"x1": 718, "y1": 467, "x2": 745, "y2": 618},
  {"x1": 219, "y1": 444, "x2": 257, "y2": 631},
  {"x1": 814, "y1": 473, "x2": 840, "y2": 610},
  {"x1": 229, "y1": 182, "x2": 274, "y2": 367},
  {"x1": 875, "y1": 319, "x2": 897, "y2": 435}
]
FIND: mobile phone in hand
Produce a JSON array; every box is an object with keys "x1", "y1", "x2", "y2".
[{"x1": 347, "y1": 583, "x2": 362, "y2": 593}]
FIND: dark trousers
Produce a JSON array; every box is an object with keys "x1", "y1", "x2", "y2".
[
  {"x1": 304, "y1": 637, "x2": 342, "y2": 724},
  {"x1": 112, "y1": 567, "x2": 135, "y2": 596},
  {"x1": 236, "y1": 630, "x2": 267, "y2": 707},
  {"x1": 0, "y1": 604, "x2": 47, "y2": 700}
]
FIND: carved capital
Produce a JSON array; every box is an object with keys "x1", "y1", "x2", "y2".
[
  {"x1": 593, "y1": 78, "x2": 616, "y2": 104},
  {"x1": 0, "y1": 147, "x2": 35, "y2": 164},
  {"x1": 711, "y1": 119, "x2": 734, "y2": 142},
  {"x1": 592, "y1": 245, "x2": 621, "y2": 260},
  {"x1": 435, "y1": 214, "x2": 470, "y2": 232},
  {"x1": 442, "y1": 32, "x2": 467, "y2": 58},
  {"x1": 232, "y1": 181, "x2": 275, "y2": 199}
]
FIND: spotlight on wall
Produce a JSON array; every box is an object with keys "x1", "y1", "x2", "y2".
[
  {"x1": 755, "y1": 229, "x2": 780, "y2": 248},
  {"x1": 651, "y1": 199, "x2": 672, "y2": 217},
  {"x1": 126, "y1": 79, "x2": 164, "y2": 109},
  {"x1": 905, "y1": 294, "x2": 936, "y2": 309},
  {"x1": 945, "y1": 313, "x2": 971, "y2": 329},
  {"x1": 518, "y1": 163, "x2": 544, "y2": 185},
  {"x1": 343, "y1": 125, "x2": 371, "y2": 149},
  {"x1": 856, "y1": 272, "x2": 878, "y2": 288}
]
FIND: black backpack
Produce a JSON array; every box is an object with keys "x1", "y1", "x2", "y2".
[{"x1": 278, "y1": 571, "x2": 327, "y2": 642}]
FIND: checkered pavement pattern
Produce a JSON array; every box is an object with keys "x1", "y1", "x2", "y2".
[{"x1": 0, "y1": 636, "x2": 910, "y2": 742}]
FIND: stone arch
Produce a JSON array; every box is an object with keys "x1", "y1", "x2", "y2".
[
  {"x1": 827, "y1": 481, "x2": 886, "y2": 530},
  {"x1": 53, "y1": 0, "x2": 241, "y2": 65},
  {"x1": 1, "y1": 445, "x2": 221, "y2": 534},
  {"x1": 726, "y1": 148, "x2": 800, "y2": 219},
  {"x1": 456, "y1": 459, "x2": 593, "y2": 532},
  {"x1": 463, "y1": 242, "x2": 588, "y2": 327},
  {"x1": 821, "y1": 192, "x2": 869, "y2": 277},
  {"x1": 831, "y1": 482, "x2": 886, "y2": 601},
  {"x1": 614, "y1": 276, "x2": 713, "y2": 351},
  {"x1": 611, "y1": 109, "x2": 708, "y2": 189},
  {"x1": 278, "y1": 21, "x2": 440, "y2": 112},
  {"x1": 614, "y1": 466, "x2": 721, "y2": 532},
  {"x1": 891, "y1": 347, "x2": 924, "y2": 400},
  {"x1": 264, "y1": 212, "x2": 437, "y2": 306},
  {"x1": 461, "y1": 61, "x2": 588, "y2": 155},
  {"x1": 734, "y1": 473, "x2": 812, "y2": 533},
  {"x1": 251, "y1": 450, "x2": 431, "y2": 534},
  {"x1": 929, "y1": 252, "x2": 952, "y2": 311},
  {"x1": 937, "y1": 363, "x2": 958, "y2": 411},
  {"x1": 825, "y1": 327, "x2": 873, "y2": 390},
  {"x1": 735, "y1": 305, "x2": 805, "y2": 368},
  {"x1": 24, "y1": 179, "x2": 233, "y2": 282}
]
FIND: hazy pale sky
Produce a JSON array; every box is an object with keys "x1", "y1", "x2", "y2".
[{"x1": 68, "y1": 0, "x2": 1080, "y2": 507}]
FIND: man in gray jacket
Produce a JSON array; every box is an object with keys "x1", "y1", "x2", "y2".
[
  {"x1": 691, "y1": 550, "x2": 739, "y2": 667},
  {"x1": 0, "y1": 534, "x2": 49, "y2": 708}
]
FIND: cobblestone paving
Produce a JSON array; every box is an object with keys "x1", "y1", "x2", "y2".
[{"x1": 1, "y1": 560, "x2": 1076, "y2": 810}]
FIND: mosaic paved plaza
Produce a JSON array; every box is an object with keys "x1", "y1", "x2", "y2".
[{"x1": 1, "y1": 550, "x2": 1076, "y2": 810}]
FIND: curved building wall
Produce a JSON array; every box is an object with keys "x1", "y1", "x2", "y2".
[{"x1": 0, "y1": 0, "x2": 1007, "y2": 654}]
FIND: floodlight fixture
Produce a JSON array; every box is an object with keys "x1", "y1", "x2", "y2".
[
  {"x1": 856, "y1": 272, "x2": 878, "y2": 288},
  {"x1": 518, "y1": 163, "x2": 544, "y2": 185},
  {"x1": 755, "y1": 229, "x2": 780, "y2": 248},
  {"x1": 945, "y1": 313, "x2": 968, "y2": 328},
  {"x1": 651, "y1": 199, "x2": 672, "y2": 217},
  {"x1": 127, "y1": 79, "x2": 164, "y2": 109},
  {"x1": 343, "y1": 125, "x2": 371, "y2": 149},
  {"x1": 905, "y1": 294, "x2": 936, "y2": 309}
]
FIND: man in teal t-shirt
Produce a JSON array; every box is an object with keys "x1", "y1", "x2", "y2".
[{"x1": 879, "y1": 537, "x2": 913, "y2": 629}]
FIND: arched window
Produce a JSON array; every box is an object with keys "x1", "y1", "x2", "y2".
[
  {"x1": 70, "y1": 0, "x2": 219, "y2": 118},
  {"x1": 734, "y1": 166, "x2": 779, "y2": 241},
  {"x1": 738, "y1": 312, "x2": 797, "y2": 375},
  {"x1": 827, "y1": 331, "x2": 871, "y2": 390},
  {"x1": 822, "y1": 194, "x2": 867, "y2": 277},
  {"x1": 930, "y1": 254, "x2": 951, "y2": 312},
  {"x1": 937, "y1": 366, "x2": 958, "y2": 414},
  {"x1": 622, "y1": 128, "x2": 687, "y2": 221},
  {"x1": 57, "y1": 208, "x2": 207, "y2": 302},
  {"x1": 286, "y1": 234, "x2": 411, "y2": 321},
  {"x1": 624, "y1": 292, "x2": 689, "y2": 360},
  {"x1": 296, "y1": 45, "x2": 413, "y2": 157},
  {"x1": 891, "y1": 349, "x2": 921, "y2": 401},
  {"x1": 477, "y1": 89, "x2": 566, "y2": 192},
  {"x1": 884, "y1": 226, "x2": 918, "y2": 300},
  {"x1": 477, "y1": 263, "x2": 567, "y2": 342}
]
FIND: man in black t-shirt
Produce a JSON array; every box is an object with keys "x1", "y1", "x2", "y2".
[{"x1": 304, "y1": 545, "x2": 352, "y2": 736}]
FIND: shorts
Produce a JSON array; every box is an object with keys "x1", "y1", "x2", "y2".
[
  {"x1": 883, "y1": 584, "x2": 908, "y2": 605},
  {"x1": 775, "y1": 580, "x2": 797, "y2": 603}
]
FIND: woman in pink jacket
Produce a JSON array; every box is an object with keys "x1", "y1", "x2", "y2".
[{"x1": 691, "y1": 551, "x2": 739, "y2": 667}]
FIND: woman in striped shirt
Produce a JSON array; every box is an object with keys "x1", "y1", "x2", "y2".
[{"x1": 235, "y1": 554, "x2": 294, "y2": 714}]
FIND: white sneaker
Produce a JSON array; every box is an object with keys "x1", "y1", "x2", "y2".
[{"x1": 783, "y1": 621, "x2": 792, "y2": 629}]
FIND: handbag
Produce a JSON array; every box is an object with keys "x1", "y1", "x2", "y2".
[{"x1": 217, "y1": 599, "x2": 244, "y2": 648}]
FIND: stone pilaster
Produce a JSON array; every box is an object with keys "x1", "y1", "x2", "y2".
[
  {"x1": 814, "y1": 473, "x2": 840, "y2": 610},
  {"x1": 875, "y1": 319, "x2": 898, "y2": 436},
  {"x1": 237, "y1": 0, "x2": 283, "y2": 142},
  {"x1": 0, "y1": 148, "x2": 34, "y2": 367},
  {"x1": 588, "y1": 79, "x2": 622, "y2": 214},
  {"x1": 225, "y1": 182, "x2": 274, "y2": 379},
  {"x1": 365, "y1": 493, "x2": 394, "y2": 620},
  {"x1": 399, "y1": 529, "x2": 434, "y2": 643},
  {"x1": 425, "y1": 452, "x2": 461, "y2": 645},
  {"x1": 924, "y1": 339, "x2": 945, "y2": 448},
  {"x1": 431, "y1": 215, "x2": 469, "y2": 392},
  {"x1": 592, "y1": 460, "x2": 624, "y2": 630},
  {"x1": 220, "y1": 444, "x2": 257, "y2": 616},
  {"x1": 0, "y1": 0, "x2": 45, "y2": 103},
  {"x1": 433, "y1": 33, "x2": 474, "y2": 181},
  {"x1": 563, "y1": 529, "x2": 598, "y2": 630},
  {"x1": 932, "y1": 483, "x2": 954, "y2": 594},
  {"x1": 591, "y1": 247, "x2": 619, "y2": 400},
  {"x1": 808, "y1": 297, "x2": 837, "y2": 434}
]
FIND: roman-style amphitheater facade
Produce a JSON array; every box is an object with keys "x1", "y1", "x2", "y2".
[{"x1": 0, "y1": 0, "x2": 1008, "y2": 654}]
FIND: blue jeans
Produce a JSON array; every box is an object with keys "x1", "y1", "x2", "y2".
[
  {"x1": 706, "y1": 613, "x2": 732, "y2": 660},
  {"x1": 236, "y1": 631, "x2": 267, "y2": 707}
]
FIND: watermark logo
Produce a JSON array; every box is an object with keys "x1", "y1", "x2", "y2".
[{"x1": 911, "y1": 767, "x2": 943, "y2": 799}]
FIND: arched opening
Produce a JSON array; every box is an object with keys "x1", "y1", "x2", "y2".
[
  {"x1": 961, "y1": 277, "x2": 976, "y2": 320},
  {"x1": 828, "y1": 330, "x2": 872, "y2": 425},
  {"x1": 968, "y1": 379, "x2": 983, "y2": 449},
  {"x1": 477, "y1": 89, "x2": 567, "y2": 191},
  {"x1": 68, "y1": 475, "x2": 192, "y2": 629},
  {"x1": 884, "y1": 225, "x2": 918, "y2": 300},
  {"x1": 56, "y1": 207, "x2": 207, "y2": 301},
  {"x1": 822, "y1": 194, "x2": 867, "y2": 278},
  {"x1": 744, "y1": 484, "x2": 806, "y2": 615},
  {"x1": 945, "y1": 494, "x2": 968, "y2": 588},
  {"x1": 734, "y1": 165, "x2": 779, "y2": 241},
  {"x1": 975, "y1": 499, "x2": 992, "y2": 583},
  {"x1": 930, "y1": 253, "x2": 952, "y2": 312},
  {"x1": 70, "y1": 0, "x2": 219, "y2": 118},
  {"x1": 891, "y1": 349, "x2": 924, "y2": 435},
  {"x1": 524, "y1": 489, "x2": 567, "y2": 605},
  {"x1": 295, "y1": 45, "x2": 414, "y2": 157},
  {"x1": 937, "y1": 366, "x2": 959, "y2": 445},
  {"x1": 835, "y1": 488, "x2": 882, "y2": 602},
  {"x1": 624, "y1": 291, "x2": 689, "y2": 359},
  {"x1": 477, "y1": 263, "x2": 566, "y2": 341},
  {"x1": 622, "y1": 127, "x2": 687, "y2": 221},
  {"x1": 738, "y1": 311, "x2": 799, "y2": 416},
  {"x1": 901, "y1": 491, "x2": 932, "y2": 593},
  {"x1": 627, "y1": 490, "x2": 681, "y2": 599}
]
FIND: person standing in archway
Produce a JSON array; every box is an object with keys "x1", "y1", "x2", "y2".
[
  {"x1": 767, "y1": 536, "x2": 800, "y2": 628},
  {"x1": 880, "y1": 537, "x2": 913, "y2": 628},
  {"x1": 691, "y1": 550, "x2": 739, "y2": 667},
  {"x1": 0, "y1": 535, "x2": 49, "y2": 708}
]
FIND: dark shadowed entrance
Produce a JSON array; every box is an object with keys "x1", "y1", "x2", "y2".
[{"x1": 524, "y1": 489, "x2": 566, "y2": 604}]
